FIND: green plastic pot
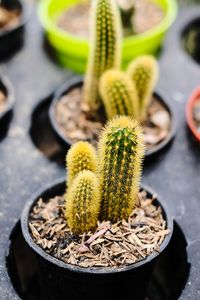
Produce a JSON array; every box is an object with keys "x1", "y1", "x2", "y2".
[{"x1": 38, "y1": 0, "x2": 178, "y2": 74}]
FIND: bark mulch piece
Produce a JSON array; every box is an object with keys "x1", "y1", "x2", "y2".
[
  {"x1": 0, "y1": 90, "x2": 6, "y2": 113},
  {"x1": 55, "y1": 87, "x2": 171, "y2": 150},
  {"x1": 56, "y1": 0, "x2": 164, "y2": 38},
  {"x1": 0, "y1": 5, "x2": 21, "y2": 32},
  {"x1": 29, "y1": 190, "x2": 170, "y2": 268}
]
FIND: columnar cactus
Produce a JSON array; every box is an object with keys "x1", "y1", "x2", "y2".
[
  {"x1": 66, "y1": 141, "x2": 97, "y2": 187},
  {"x1": 65, "y1": 170, "x2": 101, "y2": 234},
  {"x1": 127, "y1": 55, "x2": 159, "y2": 122},
  {"x1": 98, "y1": 116, "x2": 145, "y2": 223},
  {"x1": 99, "y1": 69, "x2": 139, "y2": 119},
  {"x1": 83, "y1": 0, "x2": 122, "y2": 110}
]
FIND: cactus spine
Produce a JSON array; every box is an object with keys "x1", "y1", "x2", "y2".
[
  {"x1": 98, "y1": 116, "x2": 145, "y2": 223},
  {"x1": 83, "y1": 0, "x2": 122, "y2": 110},
  {"x1": 66, "y1": 170, "x2": 101, "y2": 234},
  {"x1": 66, "y1": 141, "x2": 97, "y2": 187},
  {"x1": 127, "y1": 55, "x2": 159, "y2": 122},
  {"x1": 99, "y1": 69, "x2": 139, "y2": 119}
]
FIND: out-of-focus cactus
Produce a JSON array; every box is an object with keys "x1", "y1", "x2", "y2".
[
  {"x1": 83, "y1": 0, "x2": 122, "y2": 110},
  {"x1": 127, "y1": 55, "x2": 159, "y2": 122},
  {"x1": 99, "y1": 69, "x2": 139, "y2": 119}
]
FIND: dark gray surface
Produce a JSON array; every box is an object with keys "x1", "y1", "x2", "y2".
[{"x1": 0, "y1": 1, "x2": 200, "y2": 299}]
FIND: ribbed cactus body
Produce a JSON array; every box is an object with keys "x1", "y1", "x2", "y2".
[
  {"x1": 66, "y1": 170, "x2": 100, "y2": 234},
  {"x1": 66, "y1": 141, "x2": 97, "y2": 187},
  {"x1": 127, "y1": 55, "x2": 159, "y2": 122},
  {"x1": 98, "y1": 116, "x2": 145, "y2": 223},
  {"x1": 83, "y1": 0, "x2": 122, "y2": 110},
  {"x1": 99, "y1": 69, "x2": 139, "y2": 119}
]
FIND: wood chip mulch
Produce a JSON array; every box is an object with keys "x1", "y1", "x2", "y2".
[
  {"x1": 55, "y1": 87, "x2": 171, "y2": 149},
  {"x1": 29, "y1": 190, "x2": 170, "y2": 269},
  {"x1": 0, "y1": 90, "x2": 6, "y2": 113},
  {"x1": 0, "y1": 6, "x2": 21, "y2": 31}
]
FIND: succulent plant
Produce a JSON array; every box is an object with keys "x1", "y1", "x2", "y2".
[
  {"x1": 66, "y1": 141, "x2": 98, "y2": 187},
  {"x1": 127, "y1": 55, "x2": 159, "y2": 122},
  {"x1": 83, "y1": 0, "x2": 122, "y2": 111},
  {"x1": 99, "y1": 69, "x2": 139, "y2": 119},
  {"x1": 98, "y1": 116, "x2": 145, "y2": 223},
  {"x1": 65, "y1": 170, "x2": 101, "y2": 234}
]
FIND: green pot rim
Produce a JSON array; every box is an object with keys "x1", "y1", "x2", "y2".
[{"x1": 38, "y1": 0, "x2": 178, "y2": 50}]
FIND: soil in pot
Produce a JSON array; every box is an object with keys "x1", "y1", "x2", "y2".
[
  {"x1": 55, "y1": 86, "x2": 172, "y2": 150},
  {"x1": 57, "y1": 0, "x2": 164, "y2": 38},
  {"x1": 0, "y1": 4, "x2": 21, "y2": 33},
  {"x1": 0, "y1": 88, "x2": 6, "y2": 113},
  {"x1": 29, "y1": 189, "x2": 170, "y2": 268}
]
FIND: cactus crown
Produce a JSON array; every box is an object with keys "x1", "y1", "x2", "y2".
[
  {"x1": 99, "y1": 69, "x2": 139, "y2": 120},
  {"x1": 66, "y1": 141, "x2": 98, "y2": 187},
  {"x1": 65, "y1": 116, "x2": 145, "y2": 232},
  {"x1": 83, "y1": 0, "x2": 122, "y2": 110},
  {"x1": 98, "y1": 116, "x2": 145, "y2": 222},
  {"x1": 65, "y1": 170, "x2": 101, "y2": 235},
  {"x1": 127, "y1": 55, "x2": 159, "y2": 122}
]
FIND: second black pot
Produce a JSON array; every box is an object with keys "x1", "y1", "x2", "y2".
[
  {"x1": 21, "y1": 179, "x2": 173, "y2": 300},
  {"x1": 49, "y1": 77, "x2": 176, "y2": 159}
]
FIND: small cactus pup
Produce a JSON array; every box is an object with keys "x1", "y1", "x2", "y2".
[
  {"x1": 99, "y1": 69, "x2": 139, "y2": 120},
  {"x1": 98, "y1": 116, "x2": 145, "y2": 223},
  {"x1": 66, "y1": 141, "x2": 98, "y2": 187},
  {"x1": 83, "y1": 0, "x2": 122, "y2": 111},
  {"x1": 127, "y1": 55, "x2": 159, "y2": 122},
  {"x1": 65, "y1": 170, "x2": 101, "y2": 235}
]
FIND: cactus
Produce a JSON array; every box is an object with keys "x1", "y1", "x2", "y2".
[
  {"x1": 98, "y1": 116, "x2": 145, "y2": 223},
  {"x1": 127, "y1": 55, "x2": 159, "y2": 122},
  {"x1": 99, "y1": 69, "x2": 139, "y2": 119},
  {"x1": 83, "y1": 0, "x2": 122, "y2": 110},
  {"x1": 66, "y1": 170, "x2": 101, "y2": 234},
  {"x1": 66, "y1": 141, "x2": 98, "y2": 187}
]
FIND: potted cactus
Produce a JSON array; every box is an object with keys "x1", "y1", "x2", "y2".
[
  {"x1": 38, "y1": 0, "x2": 177, "y2": 73},
  {"x1": 21, "y1": 116, "x2": 173, "y2": 300},
  {"x1": 0, "y1": 0, "x2": 28, "y2": 58},
  {"x1": 49, "y1": 0, "x2": 175, "y2": 158}
]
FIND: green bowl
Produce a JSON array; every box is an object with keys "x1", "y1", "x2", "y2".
[{"x1": 38, "y1": 0, "x2": 178, "y2": 74}]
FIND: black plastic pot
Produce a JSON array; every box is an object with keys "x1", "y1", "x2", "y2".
[
  {"x1": 21, "y1": 178, "x2": 173, "y2": 300},
  {"x1": 49, "y1": 77, "x2": 176, "y2": 158},
  {"x1": 0, "y1": 0, "x2": 29, "y2": 58},
  {"x1": 0, "y1": 74, "x2": 14, "y2": 126}
]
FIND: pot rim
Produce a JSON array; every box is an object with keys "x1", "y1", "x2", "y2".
[
  {"x1": 0, "y1": 0, "x2": 31, "y2": 39},
  {"x1": 0, "y1": 74, "x2": 15, "y2": 120},
  {"x1": 21, "y1": 178, "x2": 174, "y2": 275},
  {"x1": 38, "y1": 0, "x2": 178, "y2": 47},
  {"x1": 49, "y1": 77, "x2": 176, "y2": 158},
  {"x1": 186, "y1": 86, "x2": 200, "y2": 142}
]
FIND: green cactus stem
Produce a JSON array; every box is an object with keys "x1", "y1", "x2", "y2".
[
  {"x1": 83, "y1": 0, "x2": 122, "y2": 110},
  {"x1": 65, "y1": 170, "x2": 101, "y2": 234},
  {"x1": 98, "y1": 116, "x2": 145, "y2": 223},
  {"x1": 66, "y1": 141, "x2": 98, "y2": 187},
  {"x1": 99, "y1": 69, "x2": 139, "y2": 119},
  {"x1": 127, "y1": 55, "x2": 159, "y2": 122}
]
